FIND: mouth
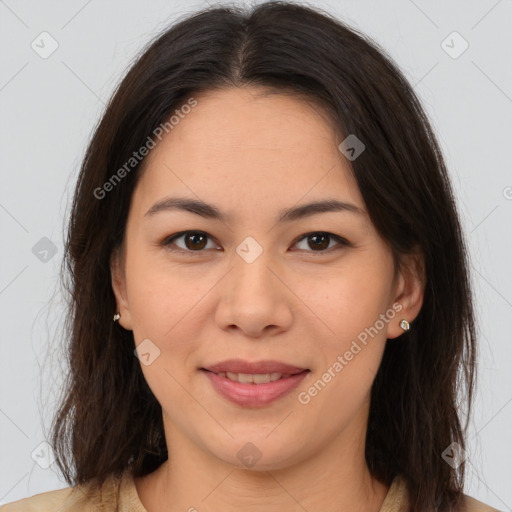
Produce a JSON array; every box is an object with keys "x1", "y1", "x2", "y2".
[
  {"x1": 200, "y1": 360, "x2": 310, "y2": 406},
  {"x1": 201, "y1": 358, "x2": 309, "y2": 376},
  {"x1": 201, "y1": 368, "x2": 308, "y2": 384}
]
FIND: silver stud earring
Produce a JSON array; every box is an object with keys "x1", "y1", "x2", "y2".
[
  {"x1": 113, "y1": 313, "x2": 121, "y2": 322},
  {"x1": 399, "y1": 319, "x2": 410, "y2": 331}
]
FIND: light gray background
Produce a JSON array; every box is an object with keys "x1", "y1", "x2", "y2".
[{"x1": 0, "y1": 0, "x2": 511, "y2": 509}]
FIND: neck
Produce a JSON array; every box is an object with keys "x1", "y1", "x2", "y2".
[{"x1": 135, "y1": 422, "x2": 389, "y2": 512}]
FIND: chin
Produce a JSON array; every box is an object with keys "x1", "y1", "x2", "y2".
[{"x1": 207, "y1": 438, "x2": 307, "y2": 472}]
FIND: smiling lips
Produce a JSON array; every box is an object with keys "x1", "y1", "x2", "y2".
[{"x1": 201, "y1": 359, "x2": 310, "y2": 407}]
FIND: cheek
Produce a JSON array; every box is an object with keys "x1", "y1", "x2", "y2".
[
  {"x1": 303, "y1": 259, "x2": 394, "y2": 344},
  {"x1": 123, "y1": 252, "x2": 203, "y2": 407},
  {"x1": 123, "y1": 247, "x2": 201, "y2": 342},
  {"x1": 297, "y1": 253, "x2": 394, "y2": 408},
  {"x1": 300, "y1": 269, "x2": 390, "y2": 428}
]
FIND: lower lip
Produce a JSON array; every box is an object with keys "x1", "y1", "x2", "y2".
[{"x1": 202, "y1": 369, "x2": 309, "y2": 407}]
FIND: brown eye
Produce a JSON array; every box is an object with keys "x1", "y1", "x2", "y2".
[
  {"x1": 184, "y1": 232, "x2": 207, "y2": 250},
  {"x1": 162, "y1": 230, "x2": 349, "y2": 255},
  {"x1": 307, "y1": 233, "x2": 330, "y2": 250},
  {"x1": 163, "y1": 231, "x2": 218, "y2": 253},
  {"x1": 293, "y1": 232, "x2": 349, "y2": 253}
]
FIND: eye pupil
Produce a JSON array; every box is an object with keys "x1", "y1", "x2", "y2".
[
  {"x1": 309, "y1": 233, "x2": 329, "y2": 250},
  {"x1": 186, "y1": 233, "x2": 207, "y2": 250}
]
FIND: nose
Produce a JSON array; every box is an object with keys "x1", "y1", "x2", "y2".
[{"x1": 214, "y1": 249, "x2": 294, "y2": 338}]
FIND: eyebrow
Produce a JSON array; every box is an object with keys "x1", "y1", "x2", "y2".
[{"x1": 144, "y1": 196, "x2": 365, "y2": 222}]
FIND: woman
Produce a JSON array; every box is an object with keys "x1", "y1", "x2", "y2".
[{"x1": 2, "y1": 2, "x2": 500, "y2": 511}]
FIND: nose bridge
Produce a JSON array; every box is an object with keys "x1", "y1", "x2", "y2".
[
  {"x1": 214, "y1": 236, "x2": 293, "y2": 336},
  {"x1": 232, "y1": 239, "x2": 277, "y2": 296}
]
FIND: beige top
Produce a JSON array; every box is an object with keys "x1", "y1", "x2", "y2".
[{"x1": 0, "y1": 470, "x2": 501, "y2": 511}]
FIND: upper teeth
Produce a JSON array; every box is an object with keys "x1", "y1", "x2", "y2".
[{"x1": 217, "y1": 372, "x2": 291, "y2": 384}]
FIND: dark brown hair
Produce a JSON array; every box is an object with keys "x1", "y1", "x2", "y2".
[{"x1": 49, "y1": 2, "x2": 476, "y2": 510}]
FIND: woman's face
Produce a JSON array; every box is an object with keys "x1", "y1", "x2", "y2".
[{"x1": 112, "y1": 86, "x2": 423, "y2": 470}]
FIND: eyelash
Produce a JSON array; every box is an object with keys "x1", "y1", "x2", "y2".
[{"x1": 161, "y1": 230, "x2": 351, "y2": 255}]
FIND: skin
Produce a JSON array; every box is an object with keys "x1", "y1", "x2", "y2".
[{"x1": 111, "y1": 86, "x2": 425, "y2": 512}]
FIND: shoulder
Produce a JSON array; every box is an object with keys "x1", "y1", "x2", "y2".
[
  {"x1": 0, "y1": 471, "x2": 131, "y2": 512},
  {"x1": 461, "y1": 494, "x2": 503, "y2": 512},
  {"x1": 383, "y1": 474, "x2": 502, "y2": 512},
  {"x1": 0, "y1": 486, "x2": 81, "y2": 511}
]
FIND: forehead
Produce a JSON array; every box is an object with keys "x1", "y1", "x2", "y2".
[
  {"x1": 157, "y1": 86, "x2": 340, "y2": 162},
  {"x1": 133, "y1": 86, "x2": 365, "y2": 217}
]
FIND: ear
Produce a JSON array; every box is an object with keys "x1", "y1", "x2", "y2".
[
  {"x1": 110, "y1": 246, "x2": 133, "y2": 331},
  {"x1": 386, "y1": 248, "x2": 425, "y2": 339}
]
